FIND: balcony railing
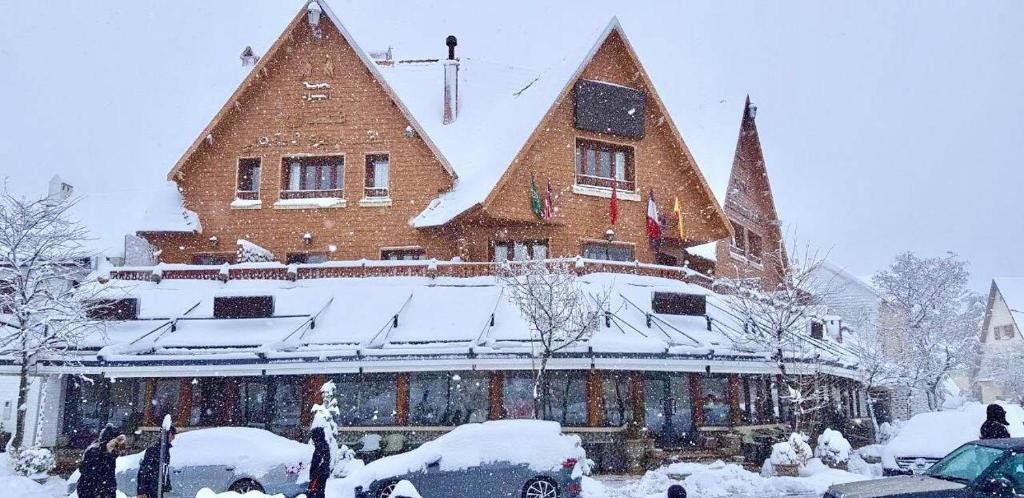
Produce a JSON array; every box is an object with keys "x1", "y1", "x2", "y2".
[
  {"x1": 364, "y1": 187, "x2": 389, "y2": 198},
  {"x1": 235, "y1": 190, "x2": 259, "y2": 200},
  {"x1": 279, "y1": 189, "x2": 344, "y2": 200},
  {"x1": 574, "y1": 173, "x2": 636, "y2": 192}
]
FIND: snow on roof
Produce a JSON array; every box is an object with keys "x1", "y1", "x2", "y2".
[
  {"x1": 135, "y1": 181, "x2": 201, "y2": 234},
  {"x1": 687, "y1": 241, "x2": 718, "y2": 261}
]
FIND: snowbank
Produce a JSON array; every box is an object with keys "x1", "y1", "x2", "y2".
[
  {"x1": 0, "y1": 475, "x2": 67, "y2": 498},
  {"x1": 882, "y1": 402, "x2": 1024, "y2": 464},
  {"x1": 332, "y1": 420, "x2": 585, "y2": 497},
  {"x1": 194, "y1": 489, "x2": 287, "y2": 498}
]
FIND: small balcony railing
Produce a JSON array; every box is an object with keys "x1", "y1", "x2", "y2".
[
  {"x1": 279, "y1": 189, "x2": 344, "y2": 200},
  {"x1": 364, "y1": 187, "x2": 390, "y2": 198},
  {"x1": 574, "y1": 173, "x2": 635, "y2": 192},
  {"x1": 235, "y1": 190, "x2": 259, "y2": 200}
]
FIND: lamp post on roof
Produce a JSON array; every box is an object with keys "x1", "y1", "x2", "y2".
[{"x1": 605, "y1": 229, "x2": 615, "y2": 242}]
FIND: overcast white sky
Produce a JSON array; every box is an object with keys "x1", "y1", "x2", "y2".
[{"x1": 1, "y1": 0, "x2": 1021, "y2": 290}]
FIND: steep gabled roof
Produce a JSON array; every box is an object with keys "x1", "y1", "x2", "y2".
[
  {"x1": 164, "y1": 0, "x2": 454, "y2": 183},
  {"x1": 723, "y1": 96, "x2": 781, "y2": 224},
  {"x1": 984, "y1": 278, "x2": 1024, "y2": 342}
]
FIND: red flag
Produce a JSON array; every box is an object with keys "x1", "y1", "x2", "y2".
[
  {"x1": 542, "y1": 180, "x2": 554, "y2": 220},
  {"x1": 609, "y1": 180, "x2": 619, "y2": 225},
  {"x1": 646, "y1": 189, "x2": 661, "y2": 241}
]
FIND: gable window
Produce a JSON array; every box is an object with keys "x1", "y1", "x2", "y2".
[
  {"x1": 193, "y1": 253, "x2": 235, "y2": 265},
  {"x1": 582, "y1": 241, "x2": 634, "y2": 262},
  {"x1": 730, "y1": 221, "x2": 745, "y2": 251},
  {"x1": 381, "y1": 248, "x2": 426, "y2": 260},
  {"x1": 729, "y1": 220, "x2": 763, "y2": 264},
  {"x1": 747, "y1": 232, "x2": 763, "y2": 262},
  {"x1": 286, "y1": 252, "x2": 329, "y2": 265},
  {"x1": 236, "y1": 158, "x2": 261, "y2": 199},
  {"x1": 995, "y1": 324, "x2": 1016, "y2": 340},
  {"x1": 364, "y1": 154, "x2": 390, "y2": 199},
  {"x1": 86, "y1": 298, "x2": 139, "y2": 321},
  {"x1": 492, "y1": 240, "x2": 548, "y2": 262},
  {"x1": 281, "y1": 156, "x2": 344, "y2": 199},
  {"x1": 575, "y1": 139, "x2": 635, "y2": 192},
  {"x1": 213, "y1": 296, "x2": 274, "y2": 319}
]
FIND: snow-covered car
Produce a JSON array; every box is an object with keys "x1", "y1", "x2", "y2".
[
  {"x1": 826, "y1": 438, "x2": 1024, "y2": 498},
  {"x1": 340, "y1": 420, "x2": 587, "y2": 498},
  {"x1": 881, "y1": 403, "x2": 1024, "y2": 476},
  {"x1": 68, "y1": 427, "x2": 313, "y2": 497}
]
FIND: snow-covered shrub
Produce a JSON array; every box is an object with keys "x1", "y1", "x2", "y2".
[
  {"x1": 236, "y1": 239, "x2": 274, "y2": 263},
  {"x1": 11, "y1": 447, "x2": 55, "y2": 477},
  {"x1": 310, "y1": 381, "x2": 362, "y2": 477},
  {"x1": 815, "y1": 428, "x2": 851, "y2": 466},
  {"x1": 770, "y1": 433, "x2": 813, "y2": 467},
  {"x1": 877, "y1": 419, "x2": 904, "y2": 444}
]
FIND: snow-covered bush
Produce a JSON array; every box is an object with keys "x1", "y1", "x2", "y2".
[
  {"x1": 236, "y1": 239, "x2": 274, "y2": 263},
  {"x1": 310, "y1": 381, "x2": 362, "y2": 477},
  {"x1": 770, "y1": 433, "x2": 813, "y2": 467},
  {"x1": 877, "y1": 419, "x2": 903, "y2": 444},
  {"x1": 11, "y1": 447, "x2": 55, "y2": 477},
  {"x1": 815, "y1": 428, "x2": 852, "y2": 466}
]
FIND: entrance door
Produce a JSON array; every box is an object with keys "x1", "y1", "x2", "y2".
[{"x1": 644, "y1": 373, "x2": 693, "y2": 447}]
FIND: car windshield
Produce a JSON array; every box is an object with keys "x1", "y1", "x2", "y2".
[{"x1": 926, "y1": 444, "x2": 1006, "y2": 483}]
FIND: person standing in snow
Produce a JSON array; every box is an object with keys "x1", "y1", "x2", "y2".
[
  {"x1": 306, "y1": 426, "x2": 332, "y2": 498},
  {"x1": 76, "y1": 424, "x2": 128, "y2": 498},
  {"x1": 981, "y1": 403, "x2": 1011, "y2": 439},
  {"x1": 136, "y1": 426, "x2": 176, "y2": 498}
]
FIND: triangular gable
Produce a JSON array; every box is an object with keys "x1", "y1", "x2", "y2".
[
  {"x1": 165, "y1": 0, "x2": 454, "y2": 182},
  {"x1": 983, "y1": 279, "x2": 1024, "y2": 343},
  {"x1": 478, "y1": 18, "x2": 729, "y2": 238},
  {"x1": 725, "y1": 96, "x2": 781, "y2": 223}
]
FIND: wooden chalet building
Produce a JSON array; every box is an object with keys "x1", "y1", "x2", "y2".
[{"x1": 14, "y1": 1, "x2": 867, "y2": 470}]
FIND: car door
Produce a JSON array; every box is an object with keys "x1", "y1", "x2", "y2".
[
  {"x1": 170, "y1": 464, "x2": 234, "y2": 497},
  {"x1": 971, "y1": 452, "x2": 1024, "y2": 498}
]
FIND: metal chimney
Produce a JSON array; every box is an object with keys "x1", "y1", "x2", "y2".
[{"x1": 443, "y1": 35, "x2": 459, "y2": 125}]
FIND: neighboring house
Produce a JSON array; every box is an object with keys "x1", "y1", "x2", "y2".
[
  {"x1": 977, "y1": 278, "x2": 1024, "y2": 403},
  {"x1": 5, "y1": 1, "x2": 868, "y2": 469},
  {"x1": 684, "y1": 97, "x2": 785, "y2": 288}
]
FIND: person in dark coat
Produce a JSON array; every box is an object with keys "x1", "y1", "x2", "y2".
[
  {"x1": 76, "y1": 425, "x2": 126, "y2": 498},
  {"x1": 981, "y1": 403, "x2": 1011, "y2": 439},
  {"x1": 668, "y1": 484, "x2": 687, "y2": 498},
  {"x1": 136, "y1": 426, "x2": 176, "y2": 498},
  {"x1": 306, "y1": 426, "x2": 332, "y2": 498}
]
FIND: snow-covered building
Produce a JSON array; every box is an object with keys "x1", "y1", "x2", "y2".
[
  {"x1": 6, "y1": 0, "x2": 868, "y2": 470},
  {"x1": 976, "y1": 278, "x2": 1024, "y2": 403}
]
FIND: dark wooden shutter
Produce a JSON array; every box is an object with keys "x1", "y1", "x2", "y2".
[
  {"x1": 573, "y1": 80, "x2": 646, "y2": 139},
  {"x1": 213, "y1": 296, "x2": 274, "y2": 319},
  {"x1": 651, "y1": 292, "x2": 706, "y2": 316}
]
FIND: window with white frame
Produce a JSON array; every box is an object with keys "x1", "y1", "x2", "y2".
[
  {"x1": 574, "y1": 139, "x2": 635, "y2": 192},
  {"x1": 492, "y1": 240, "x2": 548, "y2": 262},
  {"x1": 236, "y1": 158, "x2": 261, "y2": 199},
  {"x1": 281, "y1": 156, "x2": 344, "y2": 199},
  {"x1": 365, "y1": 154, "x2": 390, "y2": 198}
]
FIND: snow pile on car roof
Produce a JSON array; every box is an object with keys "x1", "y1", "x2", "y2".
[
  {"x1": 114, "y1": 427, "x2": 312, "y2": 478},
  {"x1": 882, "y1": 402, "x2": 1024, "y2": 462},
  {"x1": 339, "y1": 420, "x2": 584, "y2": 494}
]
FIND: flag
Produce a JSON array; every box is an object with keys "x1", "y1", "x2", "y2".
[
  {"x1": 646, "y1": 189, "x2": 661, "y2": 241},
  {"x1": 609, "y1": 180, "x2": 619, "y2": 225},
  {"x1": 672, "y1": 196, "x2": 685, "y2": 241},
  {"x1": 530, "y1": 174, "x2": 543, "y2": 219},
  {"x1": 542, "y1": 180, "x2": 554, "y2": 220}
]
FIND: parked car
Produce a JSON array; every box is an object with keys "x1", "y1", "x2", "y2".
[
  {"x1": 342, "y1": 420, "x2": 587, "y2": 498},
  {"x1": 825, "y1": 438, "x2": 1024, "y2": 498},
  {"x1": 68, "y1": 427, "x2": 313, "y2": 497}
]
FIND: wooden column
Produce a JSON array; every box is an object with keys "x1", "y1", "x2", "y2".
[
  {"x1": 586, "y1": 370, "x2": 604, "y2": 427},
  {"x1": 727, "y1": 374, "x2": 741, "y2": 427},
  {"x1": 142, "y1": 378, "x2": 157, "y2": 426},
  {"x1": 630, "y1": 372, "x2": 646, "y2": 427},
  {"x1": 221, "y1": 378, "x2": 239, "y2": 425},
  {"x1": 300, "y1": 374, "x2": 326, "y2": 427},
  {"x1": 689, "y1": 373, "x2": 703, "y2": 429},
  {"x1": 756, "y1": 377, "x2": 768, "y2": 423},
  {"x1": 489, "y1": 372, "x2": 504, "y2": 420},
  {"x1": 395, "y1": 373, "x2": 410, "y2": 426},
  {"x1": 175, "y1": 378, "x2": 193, "y2": 428}
]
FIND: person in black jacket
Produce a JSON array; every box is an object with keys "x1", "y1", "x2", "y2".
[
  {"x1": 136, "y1": 426, "x2": 176, "y2": 498},
  {"x1": 667, "y1": 484, "x2": 687, "y2": 498},
  {"x1": 76, "y1": 425, "x2": 127, "y2": 498},
  {"x1": 306, "y1": 426, "x2": 332, "y2": 498},
  {"x1": 981, "y1": 403, "x2": 1012, "y2": 439}
]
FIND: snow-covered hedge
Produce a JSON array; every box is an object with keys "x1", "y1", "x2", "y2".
[
  {"x1": 770, "y1": 433, "x2": 813, "y2": 466},
  {"x1": 236, "y1": 239, "x2": 274, "y2": 263},
  {"x1": 11, "y1": 447, "x2": 55, "y2": 478},
  {"x1": 815, "y1": 428, "x2": 851, "y2": 465}
]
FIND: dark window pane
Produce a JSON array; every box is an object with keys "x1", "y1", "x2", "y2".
[
  {"x1": 409, "y1": 372, "x2": 489, "y2": 426},
  {"x1": 538, "y1": 371, "x2": 587, "y2": 427},
  {"x1": 86, "y1": 299, "x2": 139, "y2": 320},
  {"x1": 237, "y1": 158, "x2": 261, "y2": 193},
  {"x1": 152, "y1": 379, "x2": 181, "y2": 424},
  {"x1": 335, "y1": 374, "x2": 396, "y2": 426},
  {"x1": 702, "y1": 376, "x2": 730, "y2": 427},
  {"x1": 213, "y1": 296, "x2": 274, "y2": 319},
  {"x1": 644, "y1": 373, "x2": 693, "y2": 444},
  {"x1": 601, "y1": 372, "x2": 634, "y2": 427},
  {"x1": 271, "y1": 378, "x2": 302, "y2": 429},
  {"x1": 651, "y1": 293, "x2": 706, "y2": 316},
  {"x1": 502, "y1": 373, "x2": 536, "y2": 419}
]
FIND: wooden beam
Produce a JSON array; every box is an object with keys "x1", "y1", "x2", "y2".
[
  {"x1": 631, "y1": 372, "x2": 646, "y2": 427},
  {"x1": 586, "y1": 370, "x2": 604, "y2": 427},
  {"x1": 395, "y1": 373, "x2": 410, "y2": 426},
  {"x1": 728, "y1": 374, "x2": 741, "y2": 427},
  {"x1": 142, "y1": 378, "x2": 156, "y2": 426},
  {"x1": 221, "y1": 378, "x2": 239, "y2": 425},
  {"x1": 689, "y1": 373, "x2": 703, "y2": 429},
  {"x1": 175, "y1": 378, "x2": 193, "y2": 428},
  {"x1": 301, "y1": 374, "x2": 326, "y2": 427},
  {"x1": 489, "y1": 371, "x2": 504, "y2": 420}
]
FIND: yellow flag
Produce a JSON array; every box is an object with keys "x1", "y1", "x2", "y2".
[{"x1": 673, "y1": 196, "x2": 684, "y2": 241}]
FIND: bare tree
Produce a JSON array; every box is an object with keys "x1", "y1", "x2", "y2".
[
  {"x1": 500, "y1": 259, "x2": 608, "y2": 418},
  {"x1": 872, "y1": 252, "x2": 983, "y2": 411},
  {"x1": 0, "y1": 191, "x2": 100, "y2": 452}
]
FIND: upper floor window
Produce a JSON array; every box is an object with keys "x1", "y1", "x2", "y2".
[
  {"x1": 582, "y1": 241, "x2": 634, "y2": 262},
  {"x1": 575, "y1": 139, "x2": 635, "y2": 192},
  {"x1": 994, "y1": 324, "x2": 1016, "y2": 340},
  {"x1": 493, "y1": 240, "x2": 548, "y2": 262},
  {"x1": 730, "y1": 220, "x2": 763, "y2": 264},
  {"x1": 281, "y1": 156, "x2": 344, "y2": 199},
  {"x1": 365, "y1": 154, "x2": 390, "y2": 199},
  {"x1": 381, "y1": 247, "x2": 426, "y2": 261},
  {"x1": 236, "y1": 158, "x2": 261, "y2": 200}
]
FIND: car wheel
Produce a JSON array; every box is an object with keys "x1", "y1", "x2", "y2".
[
  {"x1": 522, "y1": 478, "x2": 559, "y2": 498},
  {"x1": 229, "y1": 478, "x2": 265, "y2": 494},
  {"x1": 376, "y1": 480, "x2": 399, "y2": 498}
]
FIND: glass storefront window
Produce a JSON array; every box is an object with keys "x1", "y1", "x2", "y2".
[
  {"x1": 644, "y1": 373, "x2": 693, "y2": 444},
  {"x1": 336, "y1": 374, "x2": 397, "y2": 426},
  {"x1": 239, "y1": 379, "x2": 269, "y2": 426},
  {"x1": 409, "y1": 372, "x2": 489, "y2": 426},
  {"x1": 502, "y1": 373, "x2": 536, "y2": 419},
  {"x1": 151, "y1": 379, "x2": 181, "y2": 424},
  {"x1": 272, "y1": 377, "x2": 302, "y2": 429},
  {"x1": 702, "y1": 376, "x2": 730, "y2": 426},
  {"x1": 538, "y1": 371, "x2": 587, "y2": 427},
  {"x1": 601, "y1": 372, "x2": 634, "y2": 427}
]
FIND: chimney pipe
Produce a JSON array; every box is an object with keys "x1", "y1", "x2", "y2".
[{"x1": 443, "y1": 35, "x2": 459, "y2": 125}]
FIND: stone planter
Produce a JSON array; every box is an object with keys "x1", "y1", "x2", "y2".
[
  {"x1": 624, "y1": 438, "x2": 652, "y2": 474},
  {"x1": 718, "y1": 433, "x2": 742, "y2": 458},
  {"x1": 773, "y1": 463, "x2": 800, "y2": 477}
]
